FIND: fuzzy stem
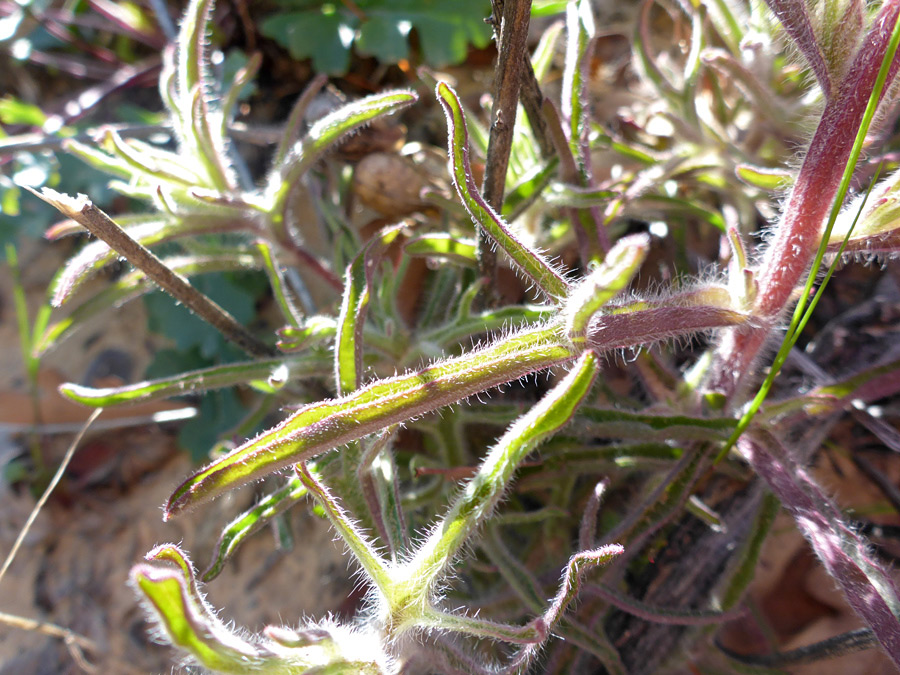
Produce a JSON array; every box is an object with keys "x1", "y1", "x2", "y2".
[
  {"x1": 403, "y1": 350, "x2": 600, "y2": 592},
  {"x1": 709, "y1": 0, "x2": 900, "y2": 398},
  {"x1": 480, "y1": 0, "x2": 533, "y2": 302},
  {"x1": 29, "y1": 189, "x2": 275, "y2": 359}
]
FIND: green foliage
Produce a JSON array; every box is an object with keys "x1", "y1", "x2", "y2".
[
  {"x1": 260, "y1": 0, "x2": 493, "y2": 74},
  {"x1": 15, "y1": 0, "x2": 900, "y2": 672}
]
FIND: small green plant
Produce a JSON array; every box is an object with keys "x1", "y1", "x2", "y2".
[
  {"x1": 20, "y1": 0, "x2": 900, "y2": 671},
  {"x1": 259, "y1": 0, "x2": 494, "y2": 74}
]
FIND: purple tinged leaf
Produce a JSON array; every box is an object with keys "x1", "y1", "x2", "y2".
[
  {"x1": 711, "y1": 0, "x2": 900, "y2": 396},
  {"x1": 165, "y1": 322, "x2": 578, "y2": 519},
  {"x1": 756, "y1": 0, "x2": 900, "y2": 318},
  {"x1": 585, "y1": 583, "x2": 746, "y2": 626},
  {"x1": 564, "y1": 234, "x2": 649, "y2": 347},
  {"x1": 740, "y1": 433, "x2": 900, "y2": 666},
  {"x1": 763, "y1": 0, "x2": 834, "y2": 98},
  {"x1": 165, "y1": 293, "x2": 749, "y2": 519}
]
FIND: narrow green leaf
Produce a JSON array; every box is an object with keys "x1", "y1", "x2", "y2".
[
  {"x1": 60, "y1": 354, "x2": 327, "y2": 407},
  {"x1": 221, "y1": 51, "x2": 262, "y2": 133},
  {"x1": 407, "y1": 350, "x2": 600, "y2": 589},
  {"x1": 50, "y1": 215, "x2": 245, "y2": 306},
  {"x1": 37, "y1": 253, "x2": 259, "y2": 355},
  {"x1": 176, "y1": 0, "x2": 214, "y2": 128},
  {"x1": 101, "y1": 129, "x2": 200, "y2": 185},
  {"x1": 544, "y1": 182, "x2": 616, "y2": 208},
  {"x1": 502, "y1": 158, "x2": 559, "y2": 220},
  {"x1": 575, "y1": 406, "x2": 736, "y2": 441},
  {"x1": 735, "y1": 163, "x2": 794, "y2": 191},
  {"x1": 189, "y1": 86, "x2": 234, "y2": 192},
  {"x1": 277, "y1": 315, "x2": 337, "y2": 352},
  {"x1": 563, "y1": 0, "x2": 594, "y2": 173},
  {"x1": 436, "y1": 83, "x2": 570, "y2": 302},
  {"x1": 404, "y1": 234, "x2": 477, "y2": 266},
  {"x1": 165, "y1": 322, "x2": 576, "y2": 518},
  {"x1": 296, "y1": 463, "x2": 393, "y2": 593},
  {"x1": 203, "y1": 478, "x2": 308, "y2": 581},
  {"x1": 254, "y1": 240, "x2": 303, "y2": 327},
  {"x1": 335, "y1": 225, "x2": 403, "y2": 395},
  {"x1": 131, "y1": 544, "x2": 261, "y2": 672},
  {"x1": 268, "y1": 90, "x2": 418, "y2": 219}
]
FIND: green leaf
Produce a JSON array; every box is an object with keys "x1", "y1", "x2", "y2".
[
  {"x1": 165, "y1": 321, "x2": 576, "y2": 518},
  {"x1": 404, "y1": 234, "x2": 477, "y2": 266},
  {"x1": 0, "y1": 95, "x2": 47, "y2": 126},
  {"x1": 335, "y1": 225, "x2": 403, "y2": 394},
  {"x1": 131, "y1": 545, "x2": 262, "y2": 672},
  {"x1": 260, "y1": 9, "x2": 358, "y2": 75},
  {"x1": 38, "y1": 254, "x2": 259, "y2": 356},
  {"x1": 735, "y1": 163, "x2": 794, "y2": 190},
  {"x1": 436, "y1": 82, "x2": 570, "y2": 302},
  {"x1": 268, "y1": 90, "x2": 418, "y2": 220},
  {"x1": 60, "y1": 353, "x2": 327, "y2": 407},
  {"x1": 262, "y1": 0, "x2": 492, "y2": 73},
  {"x1": 407, "y1": 350, "x2": 601, "y2": 590},
  {"x1": 50, "y1": 214, "x2": 243, "y2": 307},
  {"x1": 202, "y1": 478, "x2": 309, "y2": 581},
  {"x1": 355, "y1": 14, "x2": 411, "y2": 63}
]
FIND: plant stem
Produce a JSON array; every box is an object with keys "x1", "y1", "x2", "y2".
[
  {"x1": 481, "y1": 0, "x2": 533, "y2": 304},
  {"x1": 519, "y1": 54, "x2": 554, "y2": 158},
  {"x1": 30, "y1": 189, "x2": 275, "y2": 359}
]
